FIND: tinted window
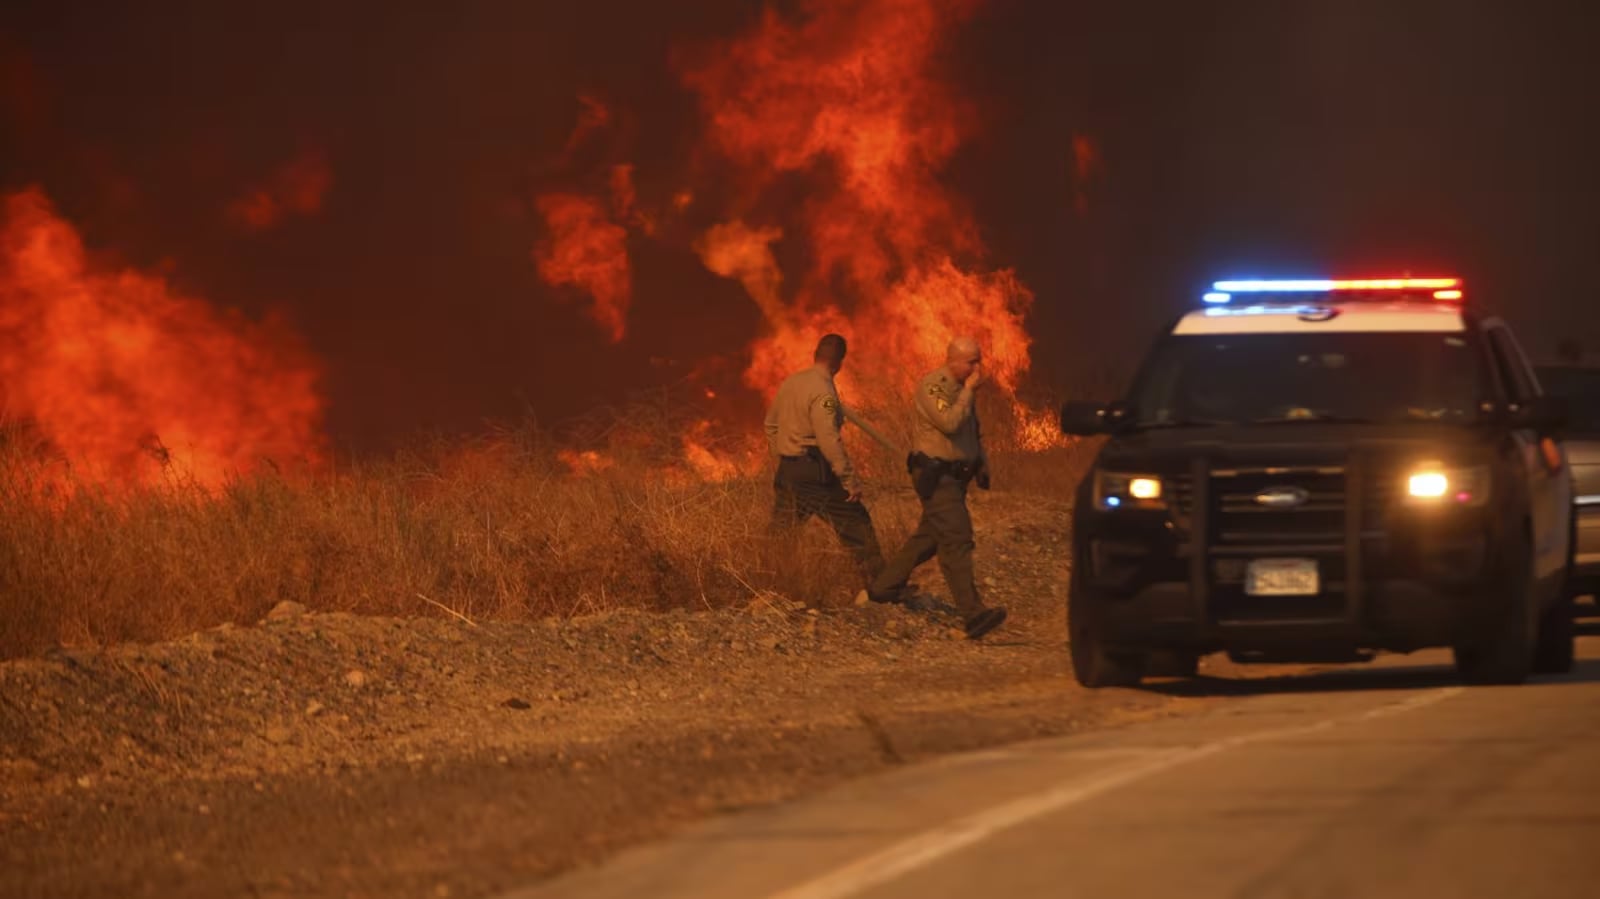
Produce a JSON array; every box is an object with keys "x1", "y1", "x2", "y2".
[
  {"x1": 1128, "y1": 332, "x2": 1486, "y2": 426},
  {"x1": 1485, "y1": 326, "x2": 1538, "y2": 402}
]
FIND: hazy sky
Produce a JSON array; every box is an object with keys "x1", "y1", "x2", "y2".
[{"x1": 3, "y1": 0, "x2": 1596, "y2": 450}]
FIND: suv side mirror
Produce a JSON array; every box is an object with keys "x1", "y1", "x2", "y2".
[
  {"x1": 1511, "y1": 394, "x2": 1568, "y2": 434},
  {"x1": 1060, "y1": 400, "x2": 1131, "y2": 436}
]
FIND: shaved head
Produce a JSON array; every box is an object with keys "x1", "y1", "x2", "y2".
[
  {"x1": 944, "y1": 336, "x2": 982, "y2": 383},
  {"x1": 946, "y1": 336, "x2": 980, "y2": 362}
]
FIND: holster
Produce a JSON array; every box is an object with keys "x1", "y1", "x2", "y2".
[
  {"x1": 907, "y1": 452, "x2": 941, "y2": 500},
  {"x1": 796, "y1": 446, "x2": 837, "y2": 484}
]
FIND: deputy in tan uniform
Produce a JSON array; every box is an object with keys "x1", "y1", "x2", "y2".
[
  {"x1": 764, "y1": 333, "x2": 886, "y2": 587},
  {"x1": 867, "y1": 336, "x2": 1006, "y2": 639}
]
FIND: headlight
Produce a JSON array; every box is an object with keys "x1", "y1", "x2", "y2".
[
  {"x1": 1408, "y1": 472, "x2": 1449, "y2": 498},
  {"x1": 1402, "y1": 463, "x2": 1489, "y2": 507},
  {"x1": 1095, "y1": 471, "x2": 1164, "y2": 510}
]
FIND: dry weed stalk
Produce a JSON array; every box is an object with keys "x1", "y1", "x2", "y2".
[{"x1": 0, "y1": 404, "x2": 1097, "y2": 659}]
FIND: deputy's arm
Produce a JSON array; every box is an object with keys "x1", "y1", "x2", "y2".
[
  {"x1": 808, "y1": 394, "x2": 859, "y2": 494},
  {"x1": 916, "y1": 381, "x2": 976, "y2": 435}
]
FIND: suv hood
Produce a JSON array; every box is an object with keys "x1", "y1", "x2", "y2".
[{"x1": 1097, "y1": 422, "x2": 1495, "y2": 474}]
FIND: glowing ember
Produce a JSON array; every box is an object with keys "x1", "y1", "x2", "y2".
[
  {"x1": 0, "y1": 187, "x2": 325, "y2": 491},
  {"x1": 226, "y1": 147, "x2": 333, "y2": 231},
  {"x1": 533, "y1": 192, "x2": 632, "y2": 342},
  {"x1": 677, "y1": 0, "x2": 1036, "y2": 417}
]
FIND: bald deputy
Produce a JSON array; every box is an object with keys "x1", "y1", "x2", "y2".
[
  {"x1": 867, "y1": 336, "x2": 1006, "y2": 639},
  {"x1": 764, "y1": 333, "x2": 887, "y2": 588}
]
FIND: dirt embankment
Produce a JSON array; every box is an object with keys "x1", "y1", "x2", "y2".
[{"x1": 1, "y1": 493, "x2": 1216, "y2": 899}]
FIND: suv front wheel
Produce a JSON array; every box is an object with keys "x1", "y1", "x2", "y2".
[
  {"x1": 1452, "y1": 534, "x2": 1536, "y2": 686},
  {"x1": 1068, "y1": 573, "x2": 1147, "y2": 688}
]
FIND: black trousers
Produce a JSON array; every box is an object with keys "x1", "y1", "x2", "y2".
[
  {"x1": 770, "y1": 454, "x2": 885, "y2": 585},
  {"x1": 869, "y1": 475, "x2": 981, "y2": 618}
]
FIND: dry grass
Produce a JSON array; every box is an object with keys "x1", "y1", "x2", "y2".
[{"x1": 0, "y1": 406, "x2": 1098, "y2": 661}]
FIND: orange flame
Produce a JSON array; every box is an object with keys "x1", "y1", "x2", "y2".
[
  {"x1": 677, "y1": 0, "x2": 1036, "y2": 416},
  {"x1": 556, "y1": 448, "x2": 614, "y2": 477},
  {"x1": 680, "y1": 419, "x2": 762, "y2": 482},
  {"x1": 533, "y1": 192, "x2": 631, "y2": 342},
  {"x1": 226, "y1": 147, "x2": 333, "y2": 231},
  {"x1": 693, "y1": 220, "x2": 787, "y2": 324},
  {"x1": 0, "y1": 187, "x2": 325, "y2": 491},
  {"x1": 1014, "y1": 404, "x2": 1073, "y2": 452}
]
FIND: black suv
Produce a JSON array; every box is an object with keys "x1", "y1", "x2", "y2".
[{"x1": 1059, "y1": 280, "x2": 1574, "y2": 687}]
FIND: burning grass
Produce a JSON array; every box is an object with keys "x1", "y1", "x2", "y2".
[{"x1": 0, "y1": 414, "x2": 1097, "y2": 661}]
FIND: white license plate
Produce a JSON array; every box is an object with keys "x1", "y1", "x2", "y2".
[{"x1": 1245, "y1": 558, "x2": 1319, "y2": 596}]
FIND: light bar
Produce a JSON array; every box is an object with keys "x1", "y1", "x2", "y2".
[
  {"x1": 1212, "y1": 278, "x2": 1461, "y2": 293},
  {"x1": 1202, "y1": 291, "x2": 1231, "y2": 304}
]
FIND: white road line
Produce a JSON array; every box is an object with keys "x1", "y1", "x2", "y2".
[
  {"x1": 767, "y1": 687, "x2": 1463, "y2": 899},
  {"x1": 938, "y1": 746, "x2": 1176, "y2": 767}
]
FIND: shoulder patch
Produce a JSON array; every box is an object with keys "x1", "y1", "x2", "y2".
[{"x1": 820, "y1": 395, "x2": 837, "y2": 413}]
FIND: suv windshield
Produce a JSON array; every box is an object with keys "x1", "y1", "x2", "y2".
[
  {"x1": 1128, "y1": 332, "x2": 1485, "y2": 427},
  {"x1": 1534, "y1": 366, "x2": 1600, "y2": 436}
]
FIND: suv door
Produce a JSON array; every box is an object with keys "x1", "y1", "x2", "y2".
[{"x1": 1483, "y1": 321, "x2": 1572, "y2": 584}]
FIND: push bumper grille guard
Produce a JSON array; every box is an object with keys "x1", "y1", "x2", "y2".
[{"x1": 1184, "y1": 454, "x2": 1368, "y2": 638}]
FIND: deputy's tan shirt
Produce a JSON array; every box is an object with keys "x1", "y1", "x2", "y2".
[
  {"x1": 913, "y1": 366, "x2": 983, "y2": 462},
  {"x1": 764, "y1": 365, "x2": 859, "y2": 492}
]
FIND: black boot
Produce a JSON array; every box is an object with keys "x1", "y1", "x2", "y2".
[
  {"x1": 964, "y1": 607, "x2": 1007, "y2": 639},
  {"x1": 866, "y1": 587, "x2": 905, "y2": 604}
]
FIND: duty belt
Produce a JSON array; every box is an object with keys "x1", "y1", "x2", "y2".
[
  {"x1": 907, "y1": 451, "x2": 979, "y2": 480},
  {"x1": 780, "y1": 446, "x2": 824, "y2": 462}
]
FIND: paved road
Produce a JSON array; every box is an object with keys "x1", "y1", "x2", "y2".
[{"x1": 505, "y1": 634, "x2": 1600, "y2": 899}]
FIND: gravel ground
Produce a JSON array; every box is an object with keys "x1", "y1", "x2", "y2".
[{"x1": 1, "y1": 491, "x2": 1251, "y2": 898}]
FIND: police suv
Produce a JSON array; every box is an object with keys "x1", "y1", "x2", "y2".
[{"x1": 1059, "y1": 278, "x2": 1574, "y2": 687}]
